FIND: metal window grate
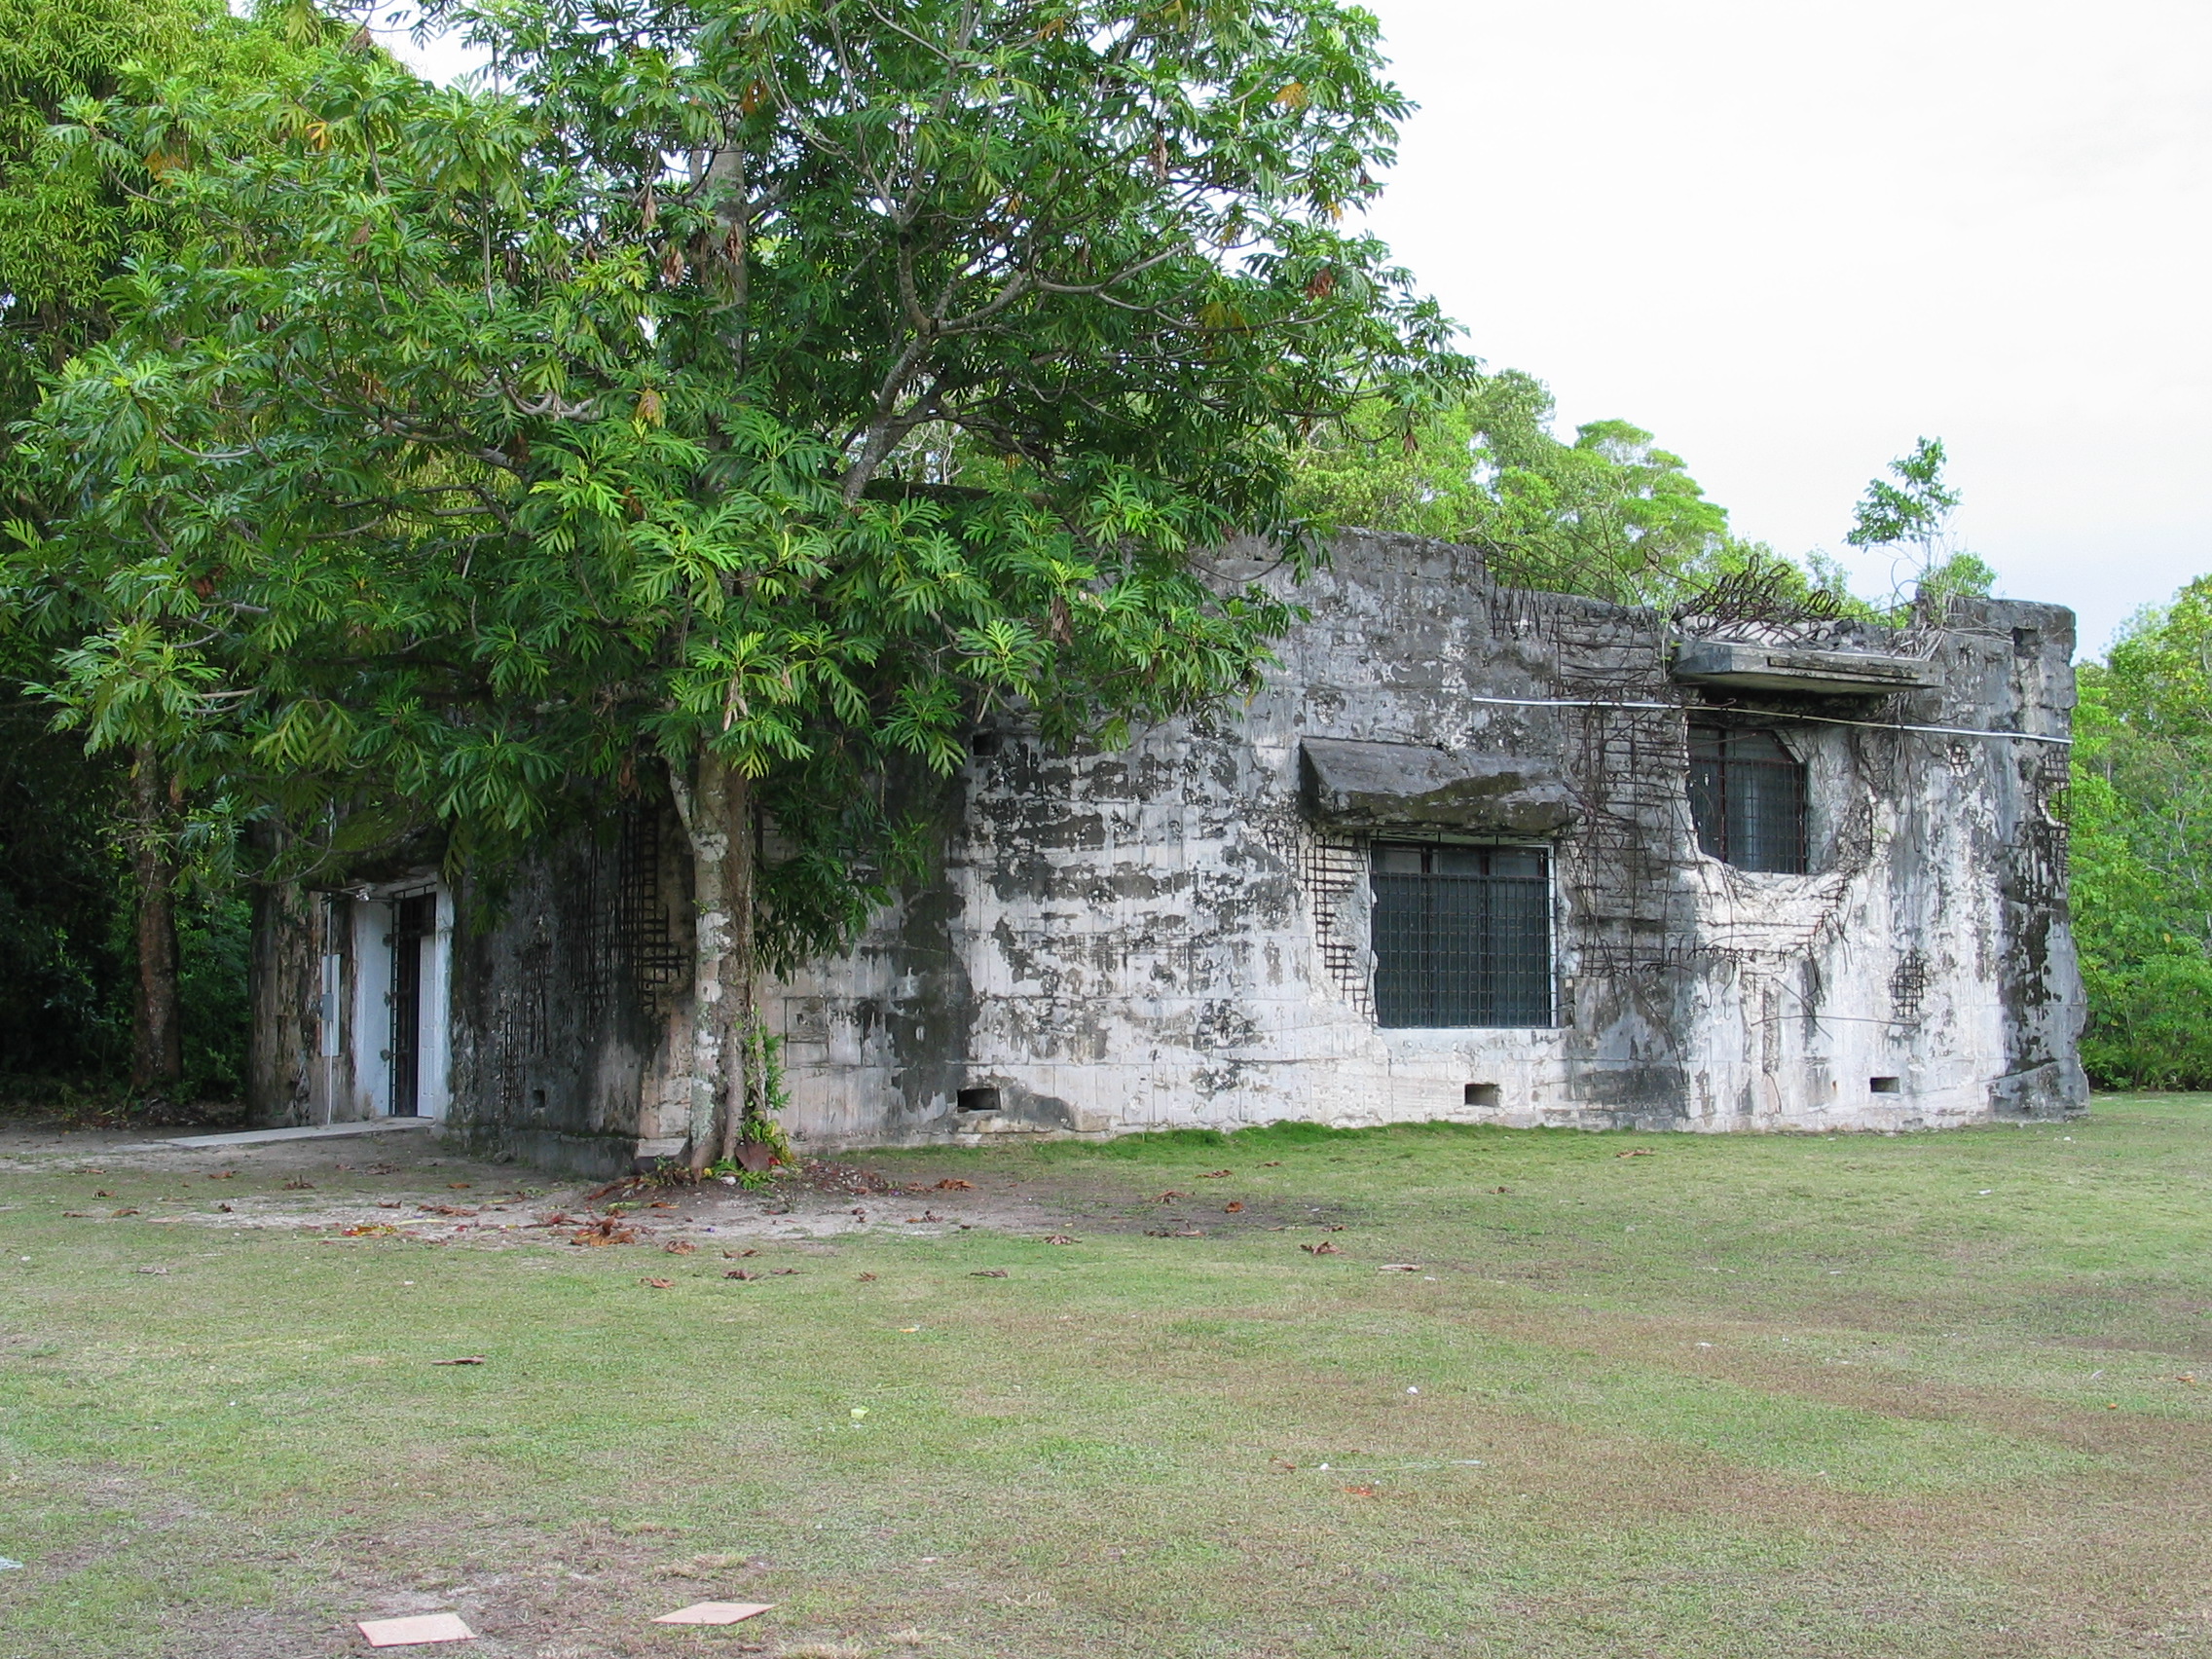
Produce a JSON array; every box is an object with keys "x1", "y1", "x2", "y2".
[
  {"x1": 1372, "y1": 844, "x2": 1553, "y2": 1028},
  {"x1": 1687, "y1": 725, "x2": 1807, "y2": 873}
]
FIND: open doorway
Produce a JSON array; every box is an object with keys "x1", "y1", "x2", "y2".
[{"x1": 345, "y1": 882, "x2": 452, "y2": 1120}]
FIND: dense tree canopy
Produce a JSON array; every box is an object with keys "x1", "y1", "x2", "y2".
[
  {"x1": 1283, "y1": 371, "x2": 1765, "y2": 607},
  {"x1": 2070, "y1": 578, "x2": 2212, "y2": 1088},
  {"x1": 6, "y1": 0, "x2": 1468, "y2": 1145}
]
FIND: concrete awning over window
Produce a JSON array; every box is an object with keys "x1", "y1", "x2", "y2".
[
  {"x1": 1300, "y1": 739, "x2": 1576, "y2": 835},
  {"x1": 1671, "y1": 640, "x2": 1939, "y2": 695}
]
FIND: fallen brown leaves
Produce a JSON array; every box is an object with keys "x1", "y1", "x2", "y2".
[
  {"x1": 934, "y1": 1179, "x2": 975, "y2": 1191},
  {"x1": 1197, "y1": 1169, "x2": 1232, "y2": 1179},
  {"x1": 1042, "y1": 1235, "x2": 1075, "y2": 1245},
  {"x1": 570, "y1": 1216, "x2": 640, "y2": 1247},
  {"x1": 641, "y1": 1276, "x2": 675, "y2": 1289},
  {"x1": 972, "y1": 1269, "x2": 1009, "y2": 1278},
  {"x1": 663, "y1": 1240, "x2": 697, "y2": 1255},
  {"x1": 1302, "y1": 1241, "x2": 1342, "y2": 1256},
  {"x1": 431, "y1": 1355, "x2": 487, "y2": 1366},
  {"x1": 341, "y1": 1224, "x2": 398, "y2": 1237},
  {"x1": 1223, "y1": 1201, "x2": 1244, "y2": 1213}
]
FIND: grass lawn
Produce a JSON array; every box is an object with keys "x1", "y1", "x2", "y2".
[{"x1": 1, "y1": 1096, "x2": 2209, "y2": 1658}]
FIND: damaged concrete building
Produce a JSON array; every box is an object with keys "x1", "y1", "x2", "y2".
[{"x1": 248, "y1": 533, "x2": 2085, "y2": 1170}]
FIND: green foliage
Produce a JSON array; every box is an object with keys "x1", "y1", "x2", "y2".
[
  {"x1": 0, "y1": 706, "x2": 249, "y2": 1096},
  {"x1": 2069, "y1": 578, "x2": 2212, "y2": 1088},
  {"x1": 1284, "y1": 372, "x2": 1796, "y2": 608},
  {"x1": 1843, "y1": 436, "x2": 1993, "y2": 614},
  {"x1": 7, "y1": 0, "x2": 1465, "y2": 973},
  {"x1": 0, "y1": 709, "x2": 130, "y2": 1075}
]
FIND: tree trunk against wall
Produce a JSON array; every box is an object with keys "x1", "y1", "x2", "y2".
[
  {"x1": 668, "y1": 753, "x2": 756, "y2": 1168},
  {"x1": 245, "y1": 822, "x2": 319, "y2": 1126},
  {"x1": 127, "y1": 745, "x2": 182, "y2": 1093}
]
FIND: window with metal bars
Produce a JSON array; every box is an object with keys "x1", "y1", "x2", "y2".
[
  {"x1": 1686, "y1": 725, "x2": 1808, "y2": 873},
  {"x1": 1371, "y1": 843, "x2": 1553, "y2": 1028}
]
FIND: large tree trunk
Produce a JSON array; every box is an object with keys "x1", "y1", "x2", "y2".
[
  {"x1": 128, "y1": 745, "x2": 183, "y2": 1094},
  {"x1": 669, "y1": 752, "x2": 756, "y2": 1168},
  {"x1": 245, "y1": 817, "x2": 319, "y2": 1127}
]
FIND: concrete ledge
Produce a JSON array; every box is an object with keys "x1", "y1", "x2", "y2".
[{"x1": 117, "y1": 1119, "x2": 440, "y2": 1152}]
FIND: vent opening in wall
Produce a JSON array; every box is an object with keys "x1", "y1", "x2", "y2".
[
  {"x1": 1464, "y1": 1083, "x2": 1501, "y2": 1107},
  {"x1": 957, "y1": 1086, "x2": 1002, "y2": 1114},
  {"x1": 1869, "y1": 1076, "x2": 1902, "y2": 1094}
]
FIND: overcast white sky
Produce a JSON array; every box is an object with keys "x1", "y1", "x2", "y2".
[
  {"x1": 389, "y1": 1, "x2": 2209, "y2": 655},
  {"x1": 1358, "y1": 0, "x2": 2212, "y2": 654}
]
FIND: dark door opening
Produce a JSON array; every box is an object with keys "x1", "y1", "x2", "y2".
[{"x1": 387, "y1": 893, "x2": 436, "y2": 1117}]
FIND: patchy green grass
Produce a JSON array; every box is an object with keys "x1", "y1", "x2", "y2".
[{"x1": 3, "y1": 1097, "x2": 2210, "y2": 1657}]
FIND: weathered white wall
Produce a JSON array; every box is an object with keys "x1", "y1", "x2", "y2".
[{"x1": 768, "y1": 533, "x2": 2083, "y2": 1147}]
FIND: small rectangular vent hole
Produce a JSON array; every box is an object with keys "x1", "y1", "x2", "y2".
[
  {"x1": 957, "y1": 1086, "x2": 1002, "y2": 1114},
  {"x1": 1464, "y1": 1083, "x2": 1501, "y2": 1107},
  {"x1": 1869, "y1": 1076, "x2": 1902, "y2": 1094}
]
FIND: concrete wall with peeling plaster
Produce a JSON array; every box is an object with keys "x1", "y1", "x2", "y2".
[
  {"x1": 763, "y1": 532, "x2": 2084, "y2": 1150},
  {"x1": 261, "y1": 532, "x2": 2083, "y2": 1169}
]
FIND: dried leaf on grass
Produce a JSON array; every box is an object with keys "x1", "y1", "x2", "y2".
[
  {"x1": 283, "y1": 1178, "x2": 315, "y2": 1191},
  {"x1": 934, "y1": 1179, "x2": 975, "y2": 1191},
  {"x1": 856, "y1": 1272, "x2": 877, "y2": 1281},
  {"x1": 1197, "y1": 1169, "x2": 1232, "y2": 1179},
  {"x1": 1146, "y1": 1228, "x2": 1204, "y2": 1238},
  {"x1": 641, "y1": 1276, "x2": 676, "y2": 1289},
  {"x1": 570, "y1": 1217, "x2": 640, "y2": 1246},
  {"x1": 1615, "y1": 1149, "x2": 1655, "y2": 1160},
  {"x1": 1379, "y1": 1263, "x2": 1421, "y2": 1272},
  {"x1": 1224, "y1": 1201, "x2": 1244, "y2": 1213},
  {"x1": 1302, "y1": 1241, "x2": 1342, "y2": 1256},
  {"x1": 431, "y1": 1355, "x2": 487, "y2": 1366},
  {"x1": 1042, "y1": 1235, "x2": 1075, "y2": 1245},
  {"x1": 343, "y1": 1224, "x2": 399, "y2": 1237},
  {"x1": 726, "y1": 1269, "x2": 759, "y2": 1280},
  {"x1": 663, "y1": 1240, "x2": 697, "y2": 1255},
  {"x1": 971, "y1": 1269, "x2": 1008, "y2": 1278},
  {"x1": 1343, "y1": 1484, "x2": 1377, "y2": 1496},
  {"x1": 723, "y1": 1248, "x2": 758, "y2": 1258}
]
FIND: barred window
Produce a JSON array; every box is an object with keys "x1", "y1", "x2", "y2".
[
  {"x1": 1371, "y1": 843, "x2": 1553, "y2": 1029},
  {"x1": 1687, "y1": 725, "x2": 1808, "y2": 873}
]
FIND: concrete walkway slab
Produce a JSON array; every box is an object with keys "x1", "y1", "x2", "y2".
[{"x1": 118, "y1": 1119, "x2": 440, "y2": 1152}]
